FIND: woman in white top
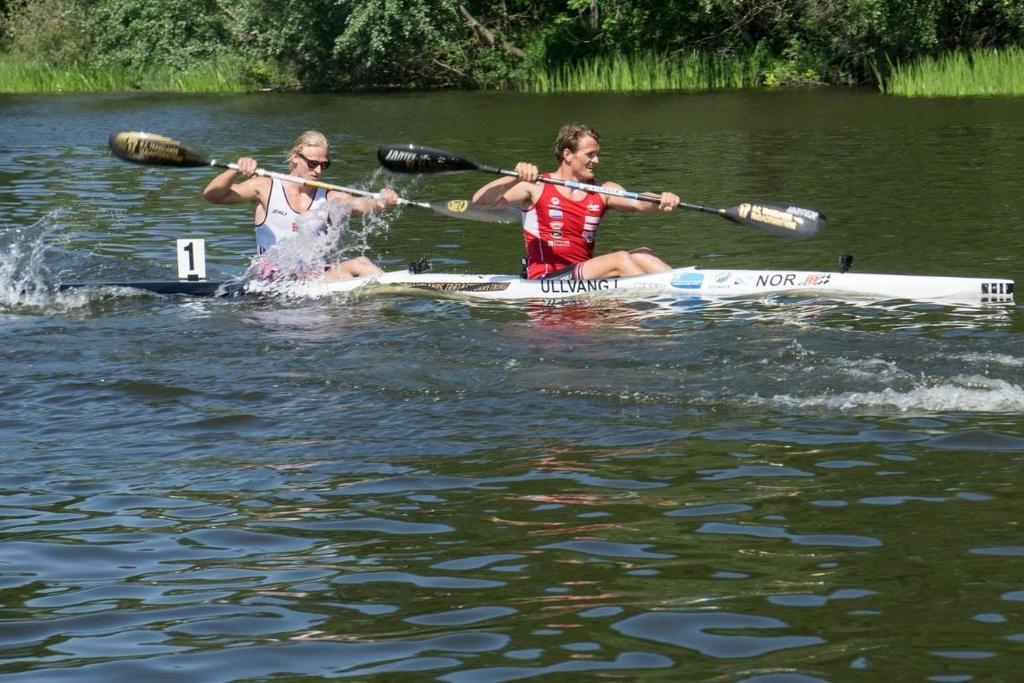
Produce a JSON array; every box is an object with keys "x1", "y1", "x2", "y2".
[{"x1": 203, "y1": 130, "x2": 398, "y2": 280}]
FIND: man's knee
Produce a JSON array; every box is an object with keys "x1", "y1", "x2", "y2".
[{"x1": 611, "y1": 250, "x2": 633, "y2": 265}]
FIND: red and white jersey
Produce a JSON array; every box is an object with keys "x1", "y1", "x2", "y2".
[{"x1": 522, "y1": 176, "x2": 607, "y2": 279}]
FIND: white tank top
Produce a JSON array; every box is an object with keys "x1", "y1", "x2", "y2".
[{"x1": 254, "y1": 178, "x2": 328, "y2": 254}]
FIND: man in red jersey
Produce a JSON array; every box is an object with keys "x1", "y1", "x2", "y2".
[{"x1": 472, "y1": 122, "x2": 679, "y2": 280}]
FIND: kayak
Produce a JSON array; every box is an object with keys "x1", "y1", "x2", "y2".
[
  {"x1": 256, "y1": 267, "x2": 1015, "y2": 302},
  {"x1": 62, "y1": 266, "x2": 1015, "y2": 303}
]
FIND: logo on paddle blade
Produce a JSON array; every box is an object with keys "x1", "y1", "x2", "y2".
[
  {"x1": 382, "y1": 148, "x2": 421, "y2": 170},
  {"x1": 735, "y1": 203, "x2": 800, "y2": 231},
  {"x1": 109, "y1": 131, "x2": 210, "y2": 167},
  {"x1": 446, "y1": 200, "x2": 469, "y2": 213},
  {"x1": 114, "y1": 132, "x2": 183, "y2": 163}
]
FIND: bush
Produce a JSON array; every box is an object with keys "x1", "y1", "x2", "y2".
[
  {"x1": 1, "y1": 0, "x2": 92, "y2": 63},
  {"x1": 2, "y1": 0, "x2": 1022, "y2": 91}
]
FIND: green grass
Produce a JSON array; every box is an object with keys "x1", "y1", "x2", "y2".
[
  {"x1": 883, "y1": 47, "x2": 1024, "y2": 96},
  {"x1": 0, "y1": 55, "x2": 292, "y2": 93},
  {"x1": 521, "y1": 51, "x2": 769, "y2": 93}
]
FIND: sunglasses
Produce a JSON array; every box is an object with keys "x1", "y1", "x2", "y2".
[{"x1": 297, "y1": 153, "x2": 330, "y2": 171}]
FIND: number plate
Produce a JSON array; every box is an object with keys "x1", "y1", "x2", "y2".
[{"x1": 177, "y1": 238, "x2": 207, "y2": 280}]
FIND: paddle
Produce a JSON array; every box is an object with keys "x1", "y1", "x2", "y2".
[
  {"x1": 108, "y1": 132, "x2": 520, "y2": 224},
  {"x1": 377, "y1": 143, "x2": 825, "y2": 238}
]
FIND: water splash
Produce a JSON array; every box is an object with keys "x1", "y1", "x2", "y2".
[
  {"x1": 0, "y1": 209, "x2": 90, "y2": 311},
  {"x1": 248, "y1": 196, "x2": 391, "y2": 284}
]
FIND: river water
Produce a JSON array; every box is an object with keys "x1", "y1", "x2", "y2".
[{"x1": 1, "y1": 90, "x2": 1023, "y2": 681}]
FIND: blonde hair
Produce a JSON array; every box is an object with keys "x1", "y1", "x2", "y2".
[
  {"x1": 554, "y1": 122, "x2": 599, "y2": 162},
  {"x1": 287, "y1": 130, "x2": 330, "y2": 162}
]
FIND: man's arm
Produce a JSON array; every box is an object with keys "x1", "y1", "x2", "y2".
[
  {"x1": 327, "y1": 188, "x2": 400, "y2": 215},
  {"x1": 473, "y1": 162, "x2": 539, "y2": 208},
  {"x1": 604, "y1": 181, "x2": 680, "y2": 213},
  {"x1": 203, "y1": 157, "x2": 263, "y2": 205}
]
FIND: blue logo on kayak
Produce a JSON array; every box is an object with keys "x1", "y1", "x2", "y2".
[{"x1": 671, "y1": 272, "x2": 705, "y2": 290}]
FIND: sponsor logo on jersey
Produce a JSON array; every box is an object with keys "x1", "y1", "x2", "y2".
[
  {"x1": 587, "y1": 203, "x2": 601, "y2": 213},
  {"x1": 584, "y1": 215, "x2": 601, "y2": 225},
  {"x1": 551, "y1": 230, "x2": 563, "y2": 239},
  {"x1": 272, "y1": 209, "x2": 288, "y2": 216},
  {"x1": 550, "y1": 197, "x2": 561, "y2": 206},
  {"x1": 549, "y1": 208, "x2": 563, "y2": 218},
  {"x1": 550, "y1": 221, "x2": 563, "y2": 229}
]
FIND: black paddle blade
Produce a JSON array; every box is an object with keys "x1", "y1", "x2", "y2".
[
  {"x1": 109, "y1": 131, "x2": 211, "y2": 167},
  {"x1": 378, "y1": 144, "x2": 481, "y2": 174},
  {"x1": 426, "y1": 199, "x2": 521, "y2": 224},
  {"x1": 722, "y1": 202, "x2": 825, "y2": 239}
]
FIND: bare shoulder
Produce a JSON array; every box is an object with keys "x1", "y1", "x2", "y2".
[
  {"x1": 515, "y1": 179, "x2": 542, "y2": 209},
  {"x1": 251, "y1": 175, "x2": 273, "y2": 193}
]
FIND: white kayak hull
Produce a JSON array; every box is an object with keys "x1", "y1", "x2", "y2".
[{"x1": 248, "y1": 267, "x2": 1014, "y2": 303}]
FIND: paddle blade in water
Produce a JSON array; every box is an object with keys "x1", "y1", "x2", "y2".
[
  {"x1": 109, "y1": 131, "x2": 211, "y2": 167},
  {"x1": 377, "y1": 144, "x2": 481, "y2": 173},
  {"x1": 721, "y1": 202, "x2": 825, "y2": 238}
]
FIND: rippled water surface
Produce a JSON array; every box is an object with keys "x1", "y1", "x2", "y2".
[{"x1": 1, "y1": 91, "x2": 1023, "y2": 681}]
